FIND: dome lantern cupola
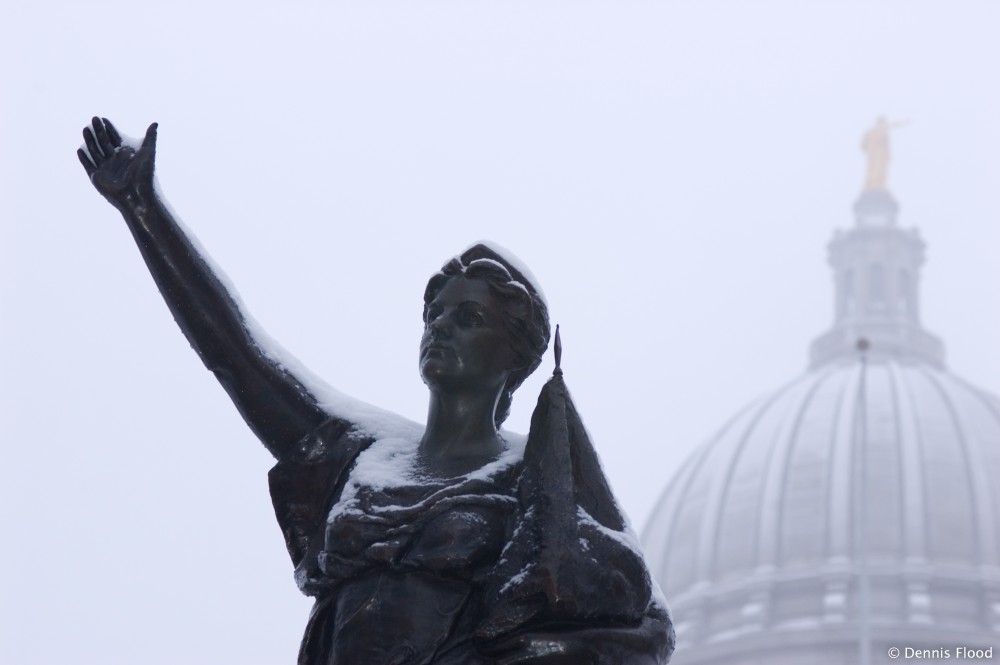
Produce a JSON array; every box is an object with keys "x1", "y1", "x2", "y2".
[
  {"x1": 809, "y1": 188, "x2": 945, "y2": 369},
  {"x1": 641, "y1": 120, "x2": 1000, "y2": 664}
]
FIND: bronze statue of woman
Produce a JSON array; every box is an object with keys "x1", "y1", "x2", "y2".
[{"x1": 78, "y1": 117, "x2": 674, "y2": 664}]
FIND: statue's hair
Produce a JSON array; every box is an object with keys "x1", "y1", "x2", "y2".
[{"x1": 423, "y1": 244, "x2": 550, "y2": 428}]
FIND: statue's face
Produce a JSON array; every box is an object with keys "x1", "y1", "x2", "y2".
[{"x1": 419, "y1": 277, "x2": 518, "y2": 394}]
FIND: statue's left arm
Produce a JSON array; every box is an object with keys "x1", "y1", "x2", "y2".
[
  {"x1": 78, "y1": 118, "x2": 331, "y2": 460},
  {"x1": 475, "y1": 371, "x2": 675, "y2": 663}
]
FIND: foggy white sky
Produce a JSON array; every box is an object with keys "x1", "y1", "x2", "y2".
[{"x1": 2, "y1": 2, "x2": 998, "y2": 663}]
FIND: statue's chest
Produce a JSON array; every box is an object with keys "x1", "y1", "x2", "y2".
[{"x1": 320, "y1": 440, "x2": 522, "y2": 581}]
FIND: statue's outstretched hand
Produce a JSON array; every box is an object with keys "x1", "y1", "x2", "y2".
[{"x1": 78, "y1": 117, "x2": 158, "y2": 209}]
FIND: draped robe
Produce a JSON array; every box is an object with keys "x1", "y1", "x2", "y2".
[{"x1": 268, "y1": 372, "x2": 675, "y2": 664}]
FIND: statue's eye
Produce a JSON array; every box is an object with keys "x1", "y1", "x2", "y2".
[
  {"x1": 461, "y1": 306, "x2": 485, "y2": 327},
  {"x1": 425, "y1": 305, "x2": 443, "y2": 325}
]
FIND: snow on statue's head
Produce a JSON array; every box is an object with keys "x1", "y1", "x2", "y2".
[{"x1": 423, "y1": 242, "x2": 551, "y2": 428}]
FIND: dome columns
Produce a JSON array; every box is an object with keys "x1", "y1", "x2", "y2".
[{"x1": 810, "y1": 192, "x2": 945, "y2": 369}]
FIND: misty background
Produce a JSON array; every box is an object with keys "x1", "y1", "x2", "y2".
[{"x1": 2, "y1": 2, "x2": 998, "y2": 663}]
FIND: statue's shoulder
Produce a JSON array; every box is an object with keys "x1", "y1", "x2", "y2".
[{"x1": 267, "y1": 404, "x2": 422, "y2": 569}]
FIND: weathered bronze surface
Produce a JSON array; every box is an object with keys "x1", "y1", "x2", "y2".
[{"x1": 79, "y1": 117, "x2": 674, "y2": 664}]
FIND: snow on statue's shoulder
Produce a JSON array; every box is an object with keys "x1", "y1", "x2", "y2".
[
  {"x1": 315, "y1": 389, "x2": 424, "y2": 442},
  {"x1": 241, "y1": 301, "x2": 423, "y2": 441},
  {"x1": 327, "y1": 429, "x2": 528, "y2": 523}
]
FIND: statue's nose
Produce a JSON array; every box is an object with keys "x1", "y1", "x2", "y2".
[{"x1": 428, "y1": 313, "x2": 454, "y2": 338}]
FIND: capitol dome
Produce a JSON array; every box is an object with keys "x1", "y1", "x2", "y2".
[{"x1": 642, "y1": 188, "x2": 1000, "y2": 664}]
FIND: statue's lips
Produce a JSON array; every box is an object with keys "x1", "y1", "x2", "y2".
[{"x1": 422, "y1": 342, "x2": 454, "y2": 358}]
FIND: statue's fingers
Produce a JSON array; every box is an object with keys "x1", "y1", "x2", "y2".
[
  {"x1": 82, "y1": 126, "x2": 104, "y2": 163},
  {"x1": 140, "y1": 122, "x2": 158, "y2": 153},
  {"x1": 133, "y1": 122, "x2": 159, "y2": 179},
  {"x1": 133, "y1": 123, "x2": 158, "y2": 169},
  {"x1": 77, "y1": 148, "x2": 97, "y2": 177},
  {"x1": 102, "y1": 117, "x2": 123, "y2": 148},
  {"x1": 93, "y1": 116, "x2": 115, "y2": 155}
]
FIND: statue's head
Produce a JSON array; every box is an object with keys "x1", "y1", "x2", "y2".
[{"x1": 421, "y1": 243, "x2": 550, "y2": 428}]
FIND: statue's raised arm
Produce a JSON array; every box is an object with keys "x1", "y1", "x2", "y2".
[
  {"x1": 78, "y1": 117, "x2": 330, "y2": 459},
  {"x1": 79, "y1": 117, "x2": 674, "y2": 663}
]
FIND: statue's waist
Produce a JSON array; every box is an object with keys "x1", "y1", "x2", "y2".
[{"x1": 322, "y1": 570, "x2": 474, "y2": 665}]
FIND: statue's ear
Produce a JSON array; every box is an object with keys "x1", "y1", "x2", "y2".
[{"x1": 505, "y1": 351, "x2": 531, "y2": 374}]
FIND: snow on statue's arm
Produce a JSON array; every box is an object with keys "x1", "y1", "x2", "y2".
[{"x1": 78, "y1": 117, "x2": 349, "y2": 460}]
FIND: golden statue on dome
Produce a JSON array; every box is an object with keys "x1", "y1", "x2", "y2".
[{"x1": 861, "y1": 116, "x2": 908, "y2": 191}]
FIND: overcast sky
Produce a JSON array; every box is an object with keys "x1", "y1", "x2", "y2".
[{"x1": 2, "y1": 2, "x2": 998, "y2": 663}]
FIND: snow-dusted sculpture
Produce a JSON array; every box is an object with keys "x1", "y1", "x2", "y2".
[{"x1": 78, "y1": 117, "x2": 674, "y2": 664}]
